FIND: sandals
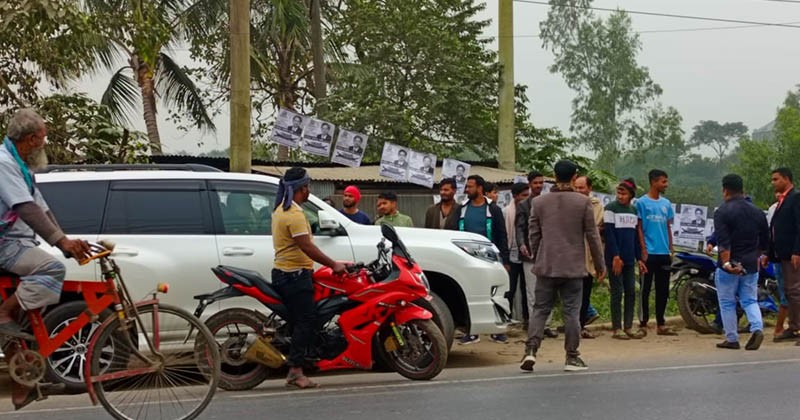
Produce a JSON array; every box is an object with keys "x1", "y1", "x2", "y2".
[
  {"x1": 624, "y1": 329, "x2": 646, "y2": 340},
  {"x1": 657, "y1": 326, "x2": 678, "y2": 336},
  {"x1": 611, "y1": 330, "x2": 630, "y2": 340},
  {"x1": 285, "y1": 374, "x2": 319, "y2": 390},
  {"x1": 580, "y1": 329, "x2": 597, "y2": 339}
]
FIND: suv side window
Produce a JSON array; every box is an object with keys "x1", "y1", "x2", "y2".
[
  {"x1": 37, "y1": 181, "x2": 109, "y2": 235},
  {"x1": 103, "y1": 180, "x2": 211, "y2": 235},
  {"x1": 209, "y1": 181, "x2": 277, "y2": 235}
]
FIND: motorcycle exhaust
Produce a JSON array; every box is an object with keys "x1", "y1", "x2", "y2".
[{"x1": 244, "y1": 337, "x2": 286, "y2": 369}]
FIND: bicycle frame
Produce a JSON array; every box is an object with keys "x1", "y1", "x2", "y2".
[{"x1": 0, "y1": 277, "x2": 117, "y2": 358}]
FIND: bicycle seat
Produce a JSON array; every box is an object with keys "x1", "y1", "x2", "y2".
[{"x1": 215, "y1": 265, "x2": 282, "y2": 301}]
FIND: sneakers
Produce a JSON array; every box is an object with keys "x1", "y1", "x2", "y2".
[
  {"x1": 458, "y1": 335, "x2": 480, "y2": 345},
  {"x1": 489, "y1": 334, "x2": 508, "y2": 344},
  {"x1": 716, "y1": 340, "x2": 740, "y2": 350},
  {"x1": 520, "y1": 348, "x2": 536, "y2": 371},
  {"x1": 564, "y1": 356, "x2": 588, "y2": 372},
  {"x1": 745, "y1": 330, "x2": 764, "y2": 351},
  {"x1": 543, "y1": 328, "x2": 559, "y2": 339}
]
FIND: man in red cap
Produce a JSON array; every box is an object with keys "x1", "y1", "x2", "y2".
[{"x1": 340, "y1": 185, "x2": 371, "y2": 225}]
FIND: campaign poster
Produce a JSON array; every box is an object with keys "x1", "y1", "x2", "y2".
[
  {"x1": 513, "y1": 175, "x2": 528, "y2": 185},
  {"x1": 379, "y1": 142, "x2": 410, "y2": 182},
  {"x1": 408, "y1": 150, "x2": 436, "y2": 188},
  {"x1": 441, "y1": 158, "x2": 470, "y2": 191},
  {"x1": 301, "y1": 118, "x2": 335, "y2": 157},
  {"x1": 331, "y1": 129, "x2": 368, "y2": 168},
  {"x1": 677, "y1": 204, "x2": 708, "y2": 248},
  {"x1": 496, "y1": 190, "x2": 513, "y2": 209},
  {"x1": 270, "y1": 108, "x2": 306, "y2": 148},
  {"x1": 541, "y1": 182, "x2": 553, "y2": 195},
  {"x1": 591, "y1": 192, "x2": 613, "y2": 208}
]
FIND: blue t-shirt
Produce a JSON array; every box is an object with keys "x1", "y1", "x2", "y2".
[
  {"x1": 463, "y1": 203, "x2": 488, "y2": 238},
  {"x1": 340, "y1": 209, "x2": 371, "y2": 225},
  {"x1": 635, "y1": 195, "x2": 674, "y2": 255}
]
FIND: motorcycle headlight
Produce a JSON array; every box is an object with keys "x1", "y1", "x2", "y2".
[{"x1": 452, "y1": 240, "x2": 502, "y2": 264}]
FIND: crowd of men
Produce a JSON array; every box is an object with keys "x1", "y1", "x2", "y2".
[{"x1": 333, "y1": 160, "x2": 800, "y2": 373}]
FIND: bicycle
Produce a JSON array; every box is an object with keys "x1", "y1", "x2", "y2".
[{"x1": 0, "y1": 241, "x2": 220, "y2": 420}]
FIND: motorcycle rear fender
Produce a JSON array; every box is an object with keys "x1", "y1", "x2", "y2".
[
  {"x1": 193, "y1": 286, "x2": 244, "y2": 318},
  {"x1": 394, "y1": 303, "x2": 433, "y2": 325}
]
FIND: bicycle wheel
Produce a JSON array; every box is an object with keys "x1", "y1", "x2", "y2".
[{"x1": 88, "y1": 303, "x2": 220, "y2": 420}]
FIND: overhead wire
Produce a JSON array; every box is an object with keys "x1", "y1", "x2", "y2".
[{"x1": 513, "y1": 0, "x2": 800, "y2": 29}]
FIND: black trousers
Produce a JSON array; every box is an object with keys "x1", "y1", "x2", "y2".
[
  {"x1": 641, "y1": 254, "x2": 672, "y2": 327},
  {"x1": 271, "y1": 268, "x2": 315, "y2": 367},
  {"x1": 507, "y1": 262, "x2": 529, "y2": 321},
  {"x1": 579, "y1": 276, "x2": 594, "y2": 328}
]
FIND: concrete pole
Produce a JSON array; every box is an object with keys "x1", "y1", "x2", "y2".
[
  {"x1": 498, "y1": 0, "x2": 515, "y2": 171},
  {"x1": 311, "y1": 0, "x2": 326, "y2": 116},
  {"x1": 230, "y1": 0, "x2": 252, "y2": 173}
]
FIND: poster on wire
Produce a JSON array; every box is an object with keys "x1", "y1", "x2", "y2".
[
  {"x1": 379, "y1": 142, "x2": 410, "y2": 181},
  {"x1": 591, "y1": 192, "x2": 614, "y2": 208},
  {"x1": 676, "y1": 204, "x2": 708, "y2": 248},
  {"x1": 331, "y1": 129, "x2": 368, "y2": 167},
  {"x1": 270, "y1": 108, "x2": 306, "y2": 148},
  {"x1": 407, "y1": 151, "x2": 436, "y2": 188},
  {"x1": 496, "y1": 190, "x2": 513, "y2": 209},
  {"x1": 441, "y1": 158, "x2": 470, "y2": 191},
  {"x1": 301, "y1": 118, "x2": 335, "y2": 157}
]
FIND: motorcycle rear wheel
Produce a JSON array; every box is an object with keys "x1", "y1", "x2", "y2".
[
  {"x1": 205, "y1": 308, "x2": 274, "y2": 391},
  {"x1": 385, "y1": 319, "x2": 447, "y2": 381}
]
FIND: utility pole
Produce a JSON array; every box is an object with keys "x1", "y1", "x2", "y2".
[
  {"x1": 230, "y1": 0, "x2": 252, "y2": 173},
  {"x1": 497, "y1": 0, "x2": 515, "y2": 171},
  {"x1": 310, "y1": 0, "x2": 326, "y2": 116}
]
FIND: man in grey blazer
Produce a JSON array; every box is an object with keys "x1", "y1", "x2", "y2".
[{"x1": 521, "y1": 160, "x2": 605, "y2": 373}]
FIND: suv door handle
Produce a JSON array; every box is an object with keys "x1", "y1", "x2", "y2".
[
  {"x1": 113, "y1": 248, "x2": 139, "y2": 257},
  {"x1": 223, "y1": 247, "x2": 255, "y2": 256}
]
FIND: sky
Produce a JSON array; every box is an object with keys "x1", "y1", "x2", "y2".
[{"x1": 76, "y1": 0, "x2": 800, "y2": 155}]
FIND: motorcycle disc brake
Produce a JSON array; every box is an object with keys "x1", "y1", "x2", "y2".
[{"x1": 8, "y1": 349, "x2": 46, "y2": 388}]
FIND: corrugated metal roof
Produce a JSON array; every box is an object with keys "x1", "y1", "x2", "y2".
[{"x1": 251, "y1": 164, "x2": 529, "y2": 184}]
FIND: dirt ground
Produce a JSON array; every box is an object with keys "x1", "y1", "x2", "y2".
[{"x1": 446, "y1": 317, "x2": 785, "y2": 369}]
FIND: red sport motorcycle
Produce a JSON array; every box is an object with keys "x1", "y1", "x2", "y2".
[{"x1": 193, "y1": 224, "x2": 447, "y2": 390}]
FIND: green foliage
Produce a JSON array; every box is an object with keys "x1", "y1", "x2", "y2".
[
  {"x1": 324, "y1": 0, "x2": 499, "y2": 161},
  {"x1": 540, "y1": 2, "x2": 661, "y2": 170},
  {"x1": 733, "y1": 87, "x2": 800, "y2": 208},
  {"x1": 0, "y1": 0, "x2": 107, "y2": 108},
  {"x1": 689, "y1": 120, "x2": 748, "y2": 163},
  {"x1": 0, "y1": 94, "x2": 150, "y2": 164}
]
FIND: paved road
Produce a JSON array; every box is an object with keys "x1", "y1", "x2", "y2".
[{"x1": 1, "y1": 348, "x2": 798, "y2": 419}]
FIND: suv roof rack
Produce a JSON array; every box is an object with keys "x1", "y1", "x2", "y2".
[{"x1": 39, "y1": 164, "x2": 224, "y2": 173}]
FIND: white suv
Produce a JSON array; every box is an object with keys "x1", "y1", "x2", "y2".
[{"x1": 36, "y1": 165, "x2": 510, "y2": 339}]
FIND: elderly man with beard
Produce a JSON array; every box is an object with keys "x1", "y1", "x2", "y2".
[{"x1": 0, "y1": 109, "x2": 92, "y2": 408}]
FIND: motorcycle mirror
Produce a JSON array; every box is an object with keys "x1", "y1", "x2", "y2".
[{"x1": 380, "y1": 223, "x2": 399, "y2": 244}]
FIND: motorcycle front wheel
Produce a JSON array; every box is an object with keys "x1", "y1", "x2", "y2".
[
  {"x1": 384, "y1": 319, "x2": 447, "y2": 381},
  {"x1": 677, "y1": 277, "x2": 720, "y2": 334}
]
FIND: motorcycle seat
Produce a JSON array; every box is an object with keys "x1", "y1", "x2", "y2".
[{"x1": 218, "y1": 265, "x2": 283, "y2": 301}]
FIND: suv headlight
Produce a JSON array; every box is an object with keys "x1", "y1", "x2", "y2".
[{"x1": 452, "y1": 240, "x2": 502, "y2": 264}]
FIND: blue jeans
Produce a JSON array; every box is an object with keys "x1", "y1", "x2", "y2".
[
  {"x1": 715, "y1": 269, "x2": 763, "y2": 343},
  {"x1": 775, "y1": 264, "x2": 789, "y2": 306}
]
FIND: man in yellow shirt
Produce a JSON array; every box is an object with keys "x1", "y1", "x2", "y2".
[{"x1": 272, "y1": 167, "x2": 346, "y2": 389}]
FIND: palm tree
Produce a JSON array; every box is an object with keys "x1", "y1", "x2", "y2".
[
  {"x1": 187, "y1": 0, "x2": 317, "y2": 160},
  {"x1": 87, "y1": 0, "x2": 214, "y2": 154}
]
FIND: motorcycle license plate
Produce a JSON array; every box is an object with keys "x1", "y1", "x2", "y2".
[{"x1": 383, "y1": 336, "x2": 398, "y2": 352}]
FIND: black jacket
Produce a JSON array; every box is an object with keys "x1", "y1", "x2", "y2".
[
  {"x1": 515, "y1": 196, "x2": 534, "y2": 262},
  {"x1": 770, "y1": 188, "x2": 800, "y2": 261}
]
